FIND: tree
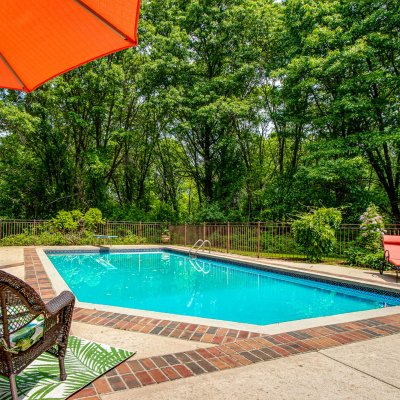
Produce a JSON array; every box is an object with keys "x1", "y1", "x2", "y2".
[
  {"x1": 140, "y1": 0, "x2": 266, "y2": 212},
  {"x1": 280, "y1": 0, "x2": 400, "y2": 220},
  {"x1": 0, "y1": 0, "x2": 398, "y2": 223}
]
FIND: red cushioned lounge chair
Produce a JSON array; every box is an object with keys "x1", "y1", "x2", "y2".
[{"x1": 382, "y1": 235, "x2": 400, "y2": 282}]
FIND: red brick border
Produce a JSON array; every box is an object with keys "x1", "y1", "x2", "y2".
[
  {"x1": 23, "y1": 248, "x2": 400, "y2": 400},
  {"x1": 73, "y1": 308, "x2": 260, "y2": 345},
  {"x1": 25, "y1": 247, "x2": 56, "y2": 301}
]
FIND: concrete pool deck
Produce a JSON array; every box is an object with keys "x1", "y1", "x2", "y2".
[{"x1": 1, "y1": 246, "x2": 400, "y2": 399}]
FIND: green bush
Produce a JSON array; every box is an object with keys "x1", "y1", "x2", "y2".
[
  {"x1": 345, "y1": 248, "x2": 389, "y2": 271},
  {"x1": 84, "y1": 208, "x2": 104, "y2": 231},
  {"x1": 292, "y1": 208, "x2": 342, "y2": 262},
  {"x1": 0, "y1": 231, "x2": 147, "y2": 246},
  {"x1": 0, "y1": 232, "x2": 69, "y2": 246},
  {"x1": 344, "y1": 205, "x2": 387, "y2": 270},
  {"x1": 71, "y1": 210, "x2": 84, "y2": 223},
  {"x1": 50, "y1": 208, "x2": 105, "y2": 235},
  {"x1": 0, "y1": 233, "x2": 32, "y2": 246},
  {"x1": 114, "y1": 233, "x2": 147, "y2": 245},
  {"x1": 359, "y1": 204, "x2": 386, "y2": 252},
  {"x1": 52, "y1": 210, "x2": 82, "y2": 232}
]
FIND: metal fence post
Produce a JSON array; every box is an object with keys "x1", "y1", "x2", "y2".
[
  {"x1": 257, "y1": 221, "x2": 261, "y2": 258},
  {"x1": 227, "y1": 222, "x2": 230, "y2": 253},
  {"x1": 184, "y1": 223, "x2": 187, "y2": 246},
  {"x1": 139, "y1": 221, "x2": 142, "y2": 239}
]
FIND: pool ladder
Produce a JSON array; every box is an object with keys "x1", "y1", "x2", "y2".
[{"x1": 189, "y1": 239, "x2": 211, "y2": 258}]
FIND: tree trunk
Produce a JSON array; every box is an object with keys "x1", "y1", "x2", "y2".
[{"x1": 203, "y1": 124, "x2": 213, "y2": 201}]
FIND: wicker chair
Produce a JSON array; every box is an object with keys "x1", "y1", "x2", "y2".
[{"x1": 0, "y1": 270, "x2": 75, "y2": 400}]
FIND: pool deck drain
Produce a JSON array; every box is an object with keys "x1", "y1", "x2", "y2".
[{"x1": 23, "y1": 247, "x2": 400, "y2": 400}]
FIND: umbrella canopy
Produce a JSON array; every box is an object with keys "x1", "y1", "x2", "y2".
[{"x1": 0, "y1": 0, "x2": 140, "y2": 92}]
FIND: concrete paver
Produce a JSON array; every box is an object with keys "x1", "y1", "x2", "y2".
[
  {"x1": 321, "y1": 333, "x2": 400, "y2": 389},
  {"x1": 2, "y1": 265, "x2": 24, "y2": 280},
  {"x1": 102, "y1": 335, "x2": 400, "y2": 400},
  {"x1": 0, "y1": 247, "x2": 25, "y2": 279},
  {"x1": 265, "y1": 258, "x2": 399, "y2": 286},
  {"x1": 0, "y1": 246, "x2": 24, "y2": 266}
]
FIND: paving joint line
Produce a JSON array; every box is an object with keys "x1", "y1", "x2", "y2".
[
  {"x1": 318, "y1": 351, "x2": 400, "y2": 391},
  {"x1": 0, "y1": 261, "x2": 25, "y2": 269}
]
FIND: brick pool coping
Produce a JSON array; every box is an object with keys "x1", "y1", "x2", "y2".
[{"x1": 24, "y1": 247, "x2": 400, "y2": 400}]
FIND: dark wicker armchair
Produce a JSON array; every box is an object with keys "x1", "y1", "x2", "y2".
[{"x1": 0, "y1": 270, "x2": 75, "y2": 400}]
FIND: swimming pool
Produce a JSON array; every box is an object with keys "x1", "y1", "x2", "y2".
[{"x1": 47, "y1": 250, "x2": 400, "y2": 325}]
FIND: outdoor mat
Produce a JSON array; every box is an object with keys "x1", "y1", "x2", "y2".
[{"x1": 0, "y1": 336, "x2": 135, "y2": 400}]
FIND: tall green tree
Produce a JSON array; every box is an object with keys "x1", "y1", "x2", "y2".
[
  {"x1": 280, "y1": 0, "x2": 400, "y2": 220},
  {"x1": 140, "y1": 0, "x2": 266, "y2": 211},
  {"x1": 0, "y1": 0, "x2": 398, "y2": 223}
]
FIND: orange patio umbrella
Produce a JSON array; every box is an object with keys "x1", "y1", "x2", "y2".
[{"x1": 0, "y1": 0, "x2": 141, "y2": 93}]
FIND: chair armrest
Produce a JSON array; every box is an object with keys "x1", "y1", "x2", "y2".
[{"x1": 45, "y1": 291, "x2": 75, "y2": 316}]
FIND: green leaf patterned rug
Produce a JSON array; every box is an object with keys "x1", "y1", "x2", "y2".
[{"x1": 0, "y1": 336, "x2": 134, "y2": 400}]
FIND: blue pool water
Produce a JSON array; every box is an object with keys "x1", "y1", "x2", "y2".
[{"x1": 47, "y1": 251, "x2": 400, "y2": 325}]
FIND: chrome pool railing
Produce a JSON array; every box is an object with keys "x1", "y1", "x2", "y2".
[{"x1": 189, "y1": 239, "x2": 211, "y2": 258}]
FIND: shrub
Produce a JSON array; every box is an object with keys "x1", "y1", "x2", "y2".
[
  {"x1": 345, "y1": 204, "x2": 386, "y2": 269},
  {"x1": 0, "y1": 233, "x2": 32, "y2": 246},
  {"x1": 359, "y1": 204, "x2": 386, "y2": 251},
  {"x1": 84, "y1": 208, "x2": 104, "y2": 232},
  {"x1": 51, "y1": 208, "x2": 104, "y2": 234},
  {"x1": 292, "y1": 208, "x2": 342, "y2": 262},
  {"x1": 71, "y1": 210, "x2": 84, "y2": 223},
  {"x1": 51, "y1": 211, "x2": 79, "y2": 232},
  {"x1": 0, "y1": 231, "x2": 148, "y2": 246},
  {"x1": 114, "y1": 233, "x2": 147, "y2": 245},
  {"x1": 0, "y1": 232, "x2": 69, "y2": 246},
  {"x1": 38, "y1": 232, "x2": 70, "y2": 246},
  {"x1": 345, "y1": 248, "x2": 389, "y2": 271}
]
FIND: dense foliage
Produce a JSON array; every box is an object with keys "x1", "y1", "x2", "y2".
[
  {"x1": 359, "y1": 204, "x2": 386, "y2": 251},
  {"x1": 0, "y1": 0, "x2": 399, "y2": 223},
  {"x1": 0, "y1": 208, "x2": 146, "y2": 246},
  {"x1": 346, "y1": 204, "x2": 388, "y2": 270},
  {"x1": 292, "y1": 207, "x2": 342, "y2": 262}
]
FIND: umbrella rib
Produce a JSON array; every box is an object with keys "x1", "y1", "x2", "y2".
[
  {"x1": 73, "y1": 0, "x2": 134, "y2": 43},
  {"x1": 0, "y1": 52, "x2": 25, "y2": 90}
]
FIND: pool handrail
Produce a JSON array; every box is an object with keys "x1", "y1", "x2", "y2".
[
  {"x1": 189, "y1": 239, "x2": 211, "y2": 258},
  {"x1": 189, "y1": 239, "x2": 204, "y2": 257}
]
